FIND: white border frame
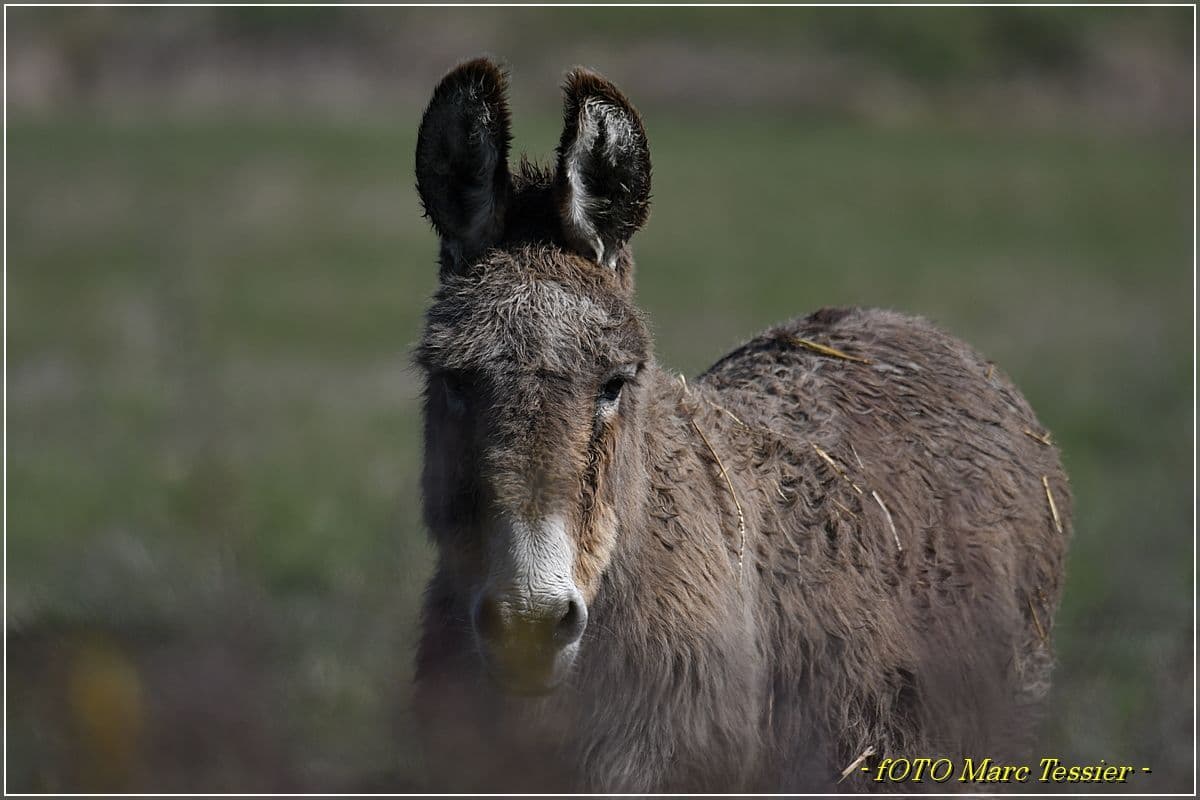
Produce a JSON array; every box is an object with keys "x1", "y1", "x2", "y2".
[{"x1": 2, "y1": 3, "x2": 1190, "y2": 796}]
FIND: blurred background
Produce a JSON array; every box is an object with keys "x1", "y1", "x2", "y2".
[{"x1": 5, "y1": 6, "x2": 1193, "y2": 793}]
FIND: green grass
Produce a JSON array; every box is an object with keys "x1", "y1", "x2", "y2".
[
  {"x1": 21, "y1": 6, "x2": 1192, "y2": 84},
  {"x1": 6, "y1": 112, "x2": 1192, "y2": 790}
]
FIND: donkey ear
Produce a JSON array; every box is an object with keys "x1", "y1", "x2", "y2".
[
  {"x1": 555, "y1": 69, "x2": 652, "y2": 270},
  {"x1": 416, "y1": 58, "x2": 513, "y2": 274}
]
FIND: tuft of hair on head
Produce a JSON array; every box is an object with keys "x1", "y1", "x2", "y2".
[
  {"x1": 415, "y1": 57, "x2": 514, "y2": 276},
  {"x1": 554, "y1": 68, "x2": 652, "y2": 271}
]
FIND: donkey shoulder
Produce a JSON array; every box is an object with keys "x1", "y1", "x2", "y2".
[
  {"x1": 699, "y1": 305, "x2": 1041, "y2": 433},
  {"x1": 696, "y1": 304, "x2": 1069, "y2": 549}
]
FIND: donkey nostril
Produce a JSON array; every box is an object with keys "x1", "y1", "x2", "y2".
[
  {"x1": 477, "y1": 592, "x2": 586, "y2": 650},
  {"x1": 556, "y1": 598, "x2": 587, "y2": 645},
  {"x1": 475, "y1": 595, "x2": 505, "y2": 643}
]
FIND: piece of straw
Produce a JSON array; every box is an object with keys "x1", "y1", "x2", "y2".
[
  {"x1": 838, "y1": 746, "x2": 877, "y2": 784},
  {"x1": 872, "y1": 490, "x2": 902, "y2": 552},
  {"x1": 691, "y1": 419, "x2": 747, "y2": 575},
  {"x1": 707, "y1": 399, "x2": 748, "y2": 428},
  {"x1": 789, "y1": 336, "x2": 871, "y2": 364},
  {"x1": 1028, "y1": 597, "x2": 1048, "y2": 644},
  {"x1": 849, "y1": 443, "x2": 865, "y2": 470},
  {"x1": 1023, "y1": 428, "x2": 1053, "y2": 446},
  {"x1": 1042, "y1": 475, "x2": 1063, "y2": 534},
  {"x1": 831, "y1": 498, "x2": 858, "y2": 519},
  {"x1": 812, "y1": 443, "x2": 864, "y2": 495},
  {"x1": 680, "y1": 371, "x2": 748, "y2": 429}
]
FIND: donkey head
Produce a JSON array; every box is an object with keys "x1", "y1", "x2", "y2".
[{"x1": 415, "y1": 59, "x2": 654, "y2": 695}]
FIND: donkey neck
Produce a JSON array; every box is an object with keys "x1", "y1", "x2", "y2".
[
  {"x1": 621, "y1": 363, "x2": 763, "y2": 575},
  {"x1": 645, "y1": 363, "x2": 757, "y2": 470}
]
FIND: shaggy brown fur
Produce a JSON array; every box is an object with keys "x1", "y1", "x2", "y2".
[{"x1": 411, "y1": 58, "x2": 1072, "y2": 793}]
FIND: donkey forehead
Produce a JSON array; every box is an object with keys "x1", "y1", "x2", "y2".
[{"x1": 421, "y1": 272, "x2": 646, "y2": 374}]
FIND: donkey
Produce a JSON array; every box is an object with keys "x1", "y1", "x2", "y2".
[{"x1": 410, "y1": 58, "x2": 1072, "y2": 793}]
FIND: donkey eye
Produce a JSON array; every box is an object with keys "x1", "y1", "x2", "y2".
[{"x1": 598, "y1": 375, "x2": 626, "y2": 405}]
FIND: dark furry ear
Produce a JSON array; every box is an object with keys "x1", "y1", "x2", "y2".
[
  {"x1": 555, "y1": 69, "x2": 651, "y2": 269},
  {"x1": 416, "y1": 58, "x2": 513, "y2": 275}
]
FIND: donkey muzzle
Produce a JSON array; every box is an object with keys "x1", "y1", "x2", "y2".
[{"x1": 473, "y1": 588, "x2": 587, "y2": 695}]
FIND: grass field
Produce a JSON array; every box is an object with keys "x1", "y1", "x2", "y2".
[{"x1": 6, "y1": 110, "x2": 1192, "y2": 790}]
